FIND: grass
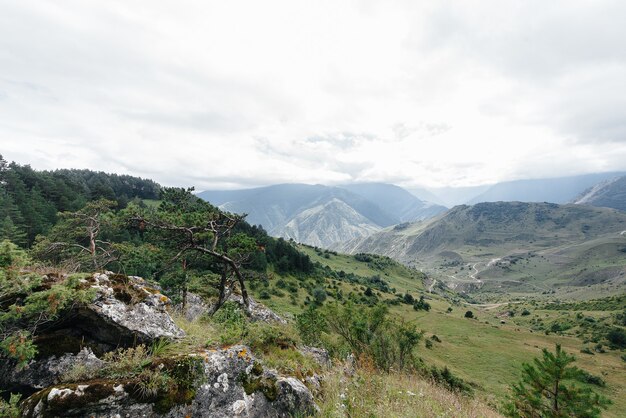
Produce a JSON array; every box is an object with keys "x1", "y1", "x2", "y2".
[{"x1": 317, "y1": 366, "x2": 501, "y2": 417}]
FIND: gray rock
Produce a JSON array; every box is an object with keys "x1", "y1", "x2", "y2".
[
  {"x1": 21, "y1": 346, "x2": 318, "y2": 418},
  {"x1": 298, "y1": 346, "x2": 331, "y2": 368},
  {"x1": 178, "y1": 292, "x2": 209, "y2": 322},
  {"x1": 82, "y1": 273, "x2": 185, "y2": 344},
  {"x1": 0, "y1": 348, "x2": 103, "y2": 395},
  {"x1": 227, "y1": 294, "x2": 287, "y2": 324}
]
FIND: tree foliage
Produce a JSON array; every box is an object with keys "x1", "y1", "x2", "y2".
[{"x1": 505, "y1": 344, "x2": 610, "y2": 418}]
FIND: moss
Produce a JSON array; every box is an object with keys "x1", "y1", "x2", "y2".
[
  {"x1": 240, "y1": 362, "x2": 279, "y2": 402},
  {"x1": 148, "y1": 355, "x2": 205, "y2": 414},
  {"x1": 107, "y1": 274, "x2": 148, "y2": 305}
]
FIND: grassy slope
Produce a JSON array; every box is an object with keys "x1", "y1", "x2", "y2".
[
  {"x1": 261, "y1": 248, "x2": 626, "y2": 417},
  {"x1": 339, "y1": 203, "x2": 626, "y2": 301}
]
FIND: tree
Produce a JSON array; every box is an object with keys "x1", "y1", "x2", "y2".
[
  {"x1": 127, "y1": 187, "x2": 259, "y2": 314},
  {"x1": 464, "y1": 310, "x2": 474, "y2": 318},
  {"x1": 505, "y1": 344, "x2": 610, "y2": 418},
  {"x1": 33, "y1": 199, "x2": 117, "y2": 270}
]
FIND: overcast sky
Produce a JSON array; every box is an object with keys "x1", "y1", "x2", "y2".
[{"x1": 1, "y1": 1, "x2": 625, "y2": 190}]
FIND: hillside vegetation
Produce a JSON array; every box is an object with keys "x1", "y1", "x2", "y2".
[{"x1": 337, "y1": 202, "x2": 626, "y2": 299}]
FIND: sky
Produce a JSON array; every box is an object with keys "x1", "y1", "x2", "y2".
[{"x1": 1, "y1": 0, "x2": 625, "y2": 191}]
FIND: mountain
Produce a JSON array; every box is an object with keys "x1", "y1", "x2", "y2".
[
  {"x1": 573, "y1": 175, "x2": 626, "y2": 211},
  {"x1": 336, "y1": 202, "x2": 626, "y2": 296},
  {"x1": 198, "y1": 183, "x2": 446, "y2": 248},
  {"x1": 423, "y1": 185, "x2": 492, "y2": 207},
  {"x1": 340, "y1": 183, "x2": 447, "y2": 222},
  {"x1": 467, "y1": 172, "x2": 625, "y2": 204},
  {"x1": 279, "y1": 198, "x2": 381, "y2": 247}
]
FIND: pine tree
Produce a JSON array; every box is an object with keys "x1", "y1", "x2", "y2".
[{"x1": 505, "y1": 344, "x2": 610, "y2": 417}]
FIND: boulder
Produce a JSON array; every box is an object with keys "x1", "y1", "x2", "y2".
[
  {"x1": 21, "y1": 346, "x2": 318, "y2": 418},
  {"x1": 183, "y1": 292, "x2": 287, "y2": 324},
  {"x1": 0, "y1": 348, "x2": 103, "y2": 397},
  {"x1": 226, "y1": 294, "x2": 287, "y2": 324}
]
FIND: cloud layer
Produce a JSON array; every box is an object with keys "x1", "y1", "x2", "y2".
[{"x1": 1, "y1": 0, "x2": 625, "y2": 189}]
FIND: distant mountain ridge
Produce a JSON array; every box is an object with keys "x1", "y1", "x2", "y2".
[
  {"x1": 573, "y1": 175, "x2": 626, "y2": 212},
  {"x1": 466, "y1": 172, "x2": 625, "y2": 204},
  {"x1": 337, "y1": 201, "x2": 626, "y2": 261},
  {"x1": 198, "y1": 183, "x2": 447, "y2": 247}
]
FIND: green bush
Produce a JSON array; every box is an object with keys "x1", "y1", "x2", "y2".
[
  {"x1": 323, "y1": 302, "x2": 422, "y2": 372},
  {"x1": 295, "y1": 305, "x2": 327, "y2": 346},
  {"x1": 0, "y1": 393, "x2": 21, "y2": 418}
]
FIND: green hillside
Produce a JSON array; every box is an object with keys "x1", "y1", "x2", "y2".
[{"x1": 337, "y1": 202, "x2": 626, "y2": 300}]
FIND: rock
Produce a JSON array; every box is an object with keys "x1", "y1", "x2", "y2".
[
  {"x1": 226, "y1": 294, "x2": 287, "y2": 324},
  {"x1": 0, "y1": 348, "x2": 103, "y2": 397},
  {"x1": 178, "y1": 292, "x2": 209, "y2": 322},
  {"x1": 298, "y1": 346, "x2": 331, "y2": 368},
  {"x1": 80, "y1": 273, "x2": 185, "y2": 346},
  {"x1": 21, "y1": 346, "x2": 318, "y2": 418},
  {"x1": 184, "y1": 292, "x2": 287, "y2": 324}
]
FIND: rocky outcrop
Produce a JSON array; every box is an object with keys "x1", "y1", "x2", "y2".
[
  {"x1": 227, "y1": 294, "x2": 287, "y2": 324},
  {"x1": 0, "y1": 348, "x2": 104, "y2": 396},
  {"x1": 182, "y1": 292, "x2": 287, "y2": 324},
  {"x1": 21, "y1": 346, "x2": 318, "y2": 418},
  {"x1": 80, "y1": 273, "x2": 185, "y2": 345}
]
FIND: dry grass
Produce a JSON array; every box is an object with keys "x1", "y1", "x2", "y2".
[{"x1": 316, "y1": 365, "x2": 502, "y2": 418}]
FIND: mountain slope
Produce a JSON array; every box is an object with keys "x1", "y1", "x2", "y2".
[
  {"x1": 574, "y1": 175, "x2": 626, "y2": 211},
  {"x1": 341, "y1": 183, "x2": 447, "y2": 222},
  {"x1": 467, "y1": 172, "x2": 625, "y2": 204},
  {"x1": 336, "y1": 202, "x2": 626, "y2": 296},
  {"x1": 198, "y1": 183, "x2": 445, "y2": 248},
  {"x1": 278, "y1": 198, "x2": 381, "y2": 248}
]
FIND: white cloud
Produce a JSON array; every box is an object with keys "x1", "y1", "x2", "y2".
[{"x1": 1, "y1": 0, "x2": 625, "y2": 190}]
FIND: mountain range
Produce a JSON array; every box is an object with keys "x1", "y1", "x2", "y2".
[
  {"x1": 197, "y1": 183, "x2": 447, "y2": 247},
  {"x1": 335, "y1": 201, "x2": 626, "y2": 296},
  {"x1": 573, "y1": 175, "x2": 626, "y2": 211}
]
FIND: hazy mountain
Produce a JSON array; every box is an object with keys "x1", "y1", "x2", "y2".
[
  {"x1": 198, "y1": 183, "x2": 445, "y2": 248},
  {"x1": 573, "y1": 175, "x2": 626, "y2": 211},
  {"x1": 423, "y1": 185, "x2": 492, "y2": 207},
  {"x1": 340, "y1": 183, "x2": 447, "y2": 222},
  {"x1": 467, "y1": 172, "x2": 625, "y2": 204},
  {"x1": 278, "y1": 198, "x2": 381, "y2": 247}
]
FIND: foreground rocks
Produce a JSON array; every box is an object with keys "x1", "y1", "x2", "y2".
[
  {"x1": 20, "y1": 346, "x2": 318, "y2": 418},
  {"x1": 1, "y1": 273, "x2": 319, "y2": 417}
]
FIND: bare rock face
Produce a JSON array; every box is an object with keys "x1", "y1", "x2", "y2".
[
  {"x1": 183, "y1": 292, "x2": 287, "y2": 324},
  {"x1": 80, "y1": 273, "x2": 185, "y2": 345},
  {"x1": 0, "y1": 348, "x2": 103, "y2": 397},
  {"x1": 224, "y1": 294, "x2": 287, "y2": 324},
  {"x1": 1, "y1": 273, "x2": 184, "y2": 397},
  {"x1": 21, "y1": 346, "x2": 318, "y2": 418}
]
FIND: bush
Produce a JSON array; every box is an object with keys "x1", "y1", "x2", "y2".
[
  {"x1": 606, "y1": 327, "x2": 626, "y2": 349},
  {"x1": 413, "y1": 295, "x2": 431, "y2": 311},
  {"x1": 464, "y1": 310, "x2": 474, "y2": 319},
  {"x1": 0, "y1": 393, "x2": 21, "y2": 418},
  {"x1": 296, "y1": 305, "x2": 327, "y2": 346},
  {"x1": 521, "y1": 309, "x2": 531, "y2": 316},
  {"x1": 246, "y1": 322, "x2": 300, "y2": 353},
  {"x1": 323, "y1": 302, "x2": 422, "y2": 372},
  {"x1": 425, "y1": 366, "x2": 473, "y2": 394}
]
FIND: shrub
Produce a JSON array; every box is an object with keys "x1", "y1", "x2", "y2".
[
  {"x1": 521, "y1": 309, "x2": 531, "y2": 316},
  {"x1": 323, "y1": 302, "x2": 422, "y2": 372},
  {"x1": 295, "y1": 305, "x2": 327, "y2": 346},
  {"x1": 0, "y1": 393, "x2": 21, "y2": 418},
  {"x1": 606, "y1": 327, "x2": 626, "y2": 349},
  {"x1": 246, "y1": 322, "x2": 299, "y2": 353},
  {"x1": 425, "y1": 366, "x2": 473, "y2": 394},
  {"x1": 464, "y1": 310, "x2": 474, "y2": 319},
  {"x1": 413, "y1": 295, "x2": 431, "y2": 311}
]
